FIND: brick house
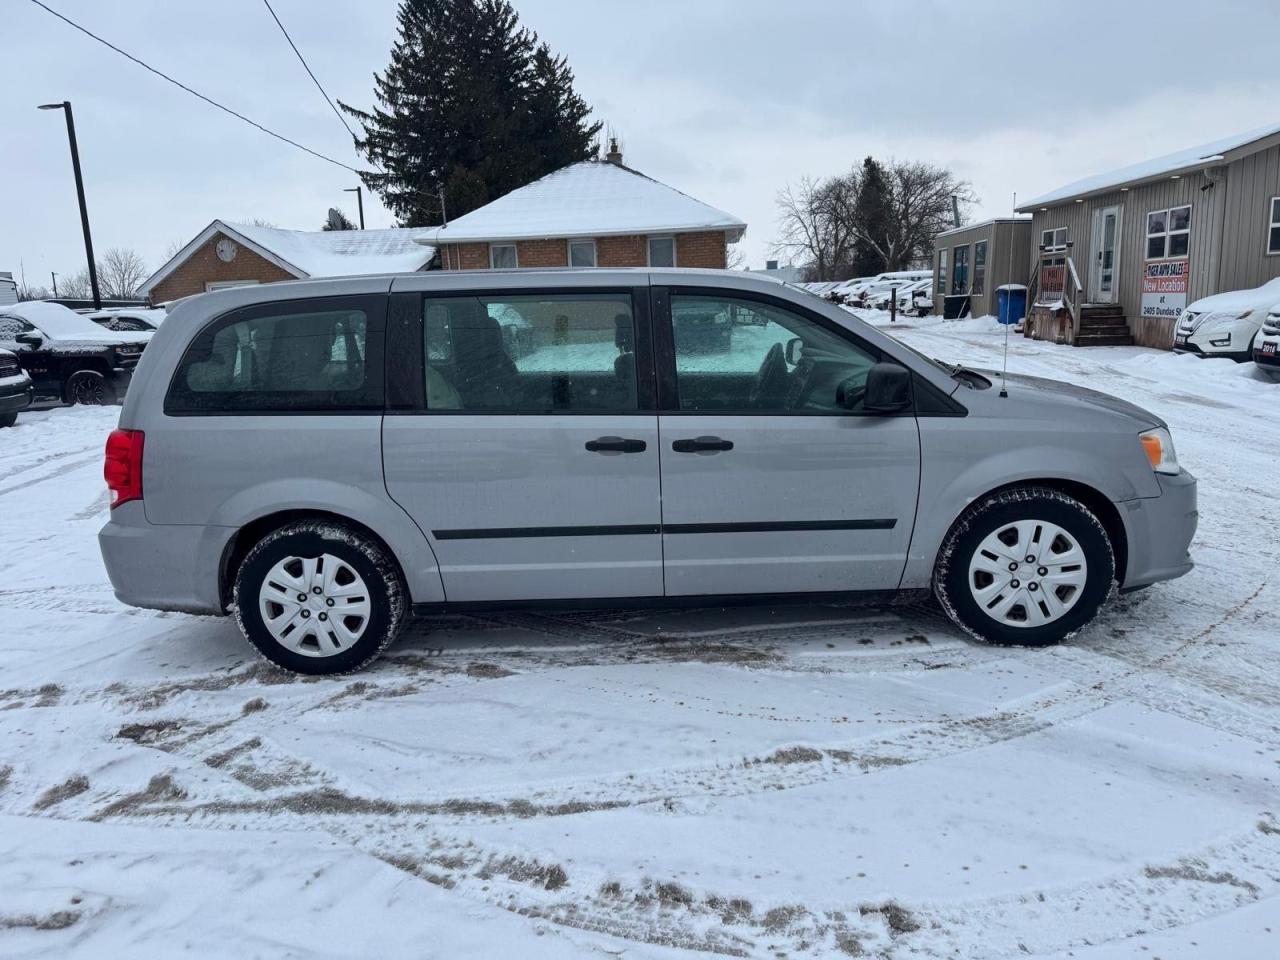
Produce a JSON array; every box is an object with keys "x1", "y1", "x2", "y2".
[
  {"x1": 422, "y1": 145, "x2": 746, "y2": 271},
  {"x1": 139, "y1": 220, "x2": 436, "y2": 303}
]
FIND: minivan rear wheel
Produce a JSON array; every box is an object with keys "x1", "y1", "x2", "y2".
[
  {"x1": 934, "y1": 487, "x2": 1115, "y2": 647},
  {"x1": 233, "y1": 521, "x2": 406, "y2": 675}
]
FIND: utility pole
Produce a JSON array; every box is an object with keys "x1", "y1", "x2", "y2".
[
  {"x1": 439, "y1": 188, "x2": 447, "y2": 227},
  {"x1": 51, "y1": 272, "x2": 58, "y2": 297},
  {"x1": 343, "y1": 185, "x2": 365, "y2": 229},
  {"x1": 39, "y1": 100, "x2": 101, "y2": 309}
]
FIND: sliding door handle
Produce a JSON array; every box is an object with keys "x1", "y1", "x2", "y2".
[
  {"x1": 672, "y1": 436, "x2": 734, "y2": 453},
  {"x1": 585, "y1": 436, "x2": 647, "y2": 454}
]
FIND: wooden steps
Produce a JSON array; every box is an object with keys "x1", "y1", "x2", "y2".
[{"x1": 1073, "y1": 303, "x2": 1133, "y2": 347}]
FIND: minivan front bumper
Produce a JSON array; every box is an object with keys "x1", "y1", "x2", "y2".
[
  {"x1": 1119, "y1": 469, "x2": 1198, "y2": 589},
  {"x1": 99, "y1": 501, "x2": 234, "y2": 614}
]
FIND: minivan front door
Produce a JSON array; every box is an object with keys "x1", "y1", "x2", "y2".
[
  {"x1": 655, "y1": 290, "x2": 921, "y2": 597},
  {"x1": 1090, "y1": 205, "x2": 1122, "y2": 304},
  {"x1": 382, "y1": 289, "x2": 663, "y2": 602}
]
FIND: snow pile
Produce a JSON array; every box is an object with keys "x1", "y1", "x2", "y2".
[{"x1": 421, "y1": 161, "x2": 746, "y2": 244}]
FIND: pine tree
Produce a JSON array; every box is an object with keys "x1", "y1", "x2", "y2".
[
  {"x1": 850, "y1": 157, "x2": 891, "y2": 277},
  {"x1": 341, "y1": 0, "x2": 601, "y2": 225}
]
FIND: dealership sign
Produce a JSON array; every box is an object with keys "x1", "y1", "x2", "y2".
[{"x1": 1141, "y1": 258, "x2": 1189, "y2": 319}]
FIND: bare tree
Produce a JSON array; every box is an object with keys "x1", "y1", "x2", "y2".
[
  {"x1": 772, "y1": 176, "x2": 858, "y2": 281},
  {"x1": 773, "y1": 159, "x2": 976, "y2": 279},
  {"x1": 56, "y1": 269, "x2": 92, "y2": 299},
  {"x1": 164, "y1": 238, "x2": 187, "y2": 260},
  {"x1": 850, "y1": 160, "x2": 976, "y2": 270},
  {"x1": 97, "y1": 248, "x2": 148, "y2": 299},
  {"x1": 725, "y1": 245, "x2": 747, "y2": 270},
  {"x1": 16, "y1": 282, "x2": 51, "y2": 301}
]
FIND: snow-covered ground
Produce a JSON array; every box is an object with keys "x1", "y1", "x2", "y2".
[{"x1": 2, "y1": 318, "x2": 1279, "y2": 958}]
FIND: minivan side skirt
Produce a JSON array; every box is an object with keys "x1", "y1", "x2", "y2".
[
  {"x1": 431, "y1": 518, "x2": 898, "y2": 540},
  {"x1": 409, "y1": 587, "x2": 925, "y2": 618}
]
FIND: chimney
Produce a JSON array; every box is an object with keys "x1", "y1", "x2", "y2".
[{"x1": 604, "y1": 137, "x2": 623, "y2": 165}]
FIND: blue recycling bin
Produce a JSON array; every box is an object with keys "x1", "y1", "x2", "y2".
[{"x1": 997, "y1": 284, "x2": 1027, "y2": 325}]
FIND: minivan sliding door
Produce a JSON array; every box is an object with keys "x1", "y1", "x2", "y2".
[{"x1": 382, "y1": 287, "x2": 663, "y2": 602}]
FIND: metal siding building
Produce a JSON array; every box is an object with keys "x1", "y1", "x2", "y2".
[
  {"x1": 1018, "y1": 127, "x2": 1280, "y2": 349},
  {"x1": 930, "y1": 218, "x2": 1033, "y2": 318}
]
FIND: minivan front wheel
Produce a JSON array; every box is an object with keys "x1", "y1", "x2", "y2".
[
  {"x1": 233, "y1": 521, "x2": 406, "y2": 674},
  {"x1": 934, "y1": 487, "x2": 1115, "y2": 647}
]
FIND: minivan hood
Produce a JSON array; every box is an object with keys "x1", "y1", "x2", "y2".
[{"x1": 976, "y1": 370, "x2": 1164, "y2": 428}]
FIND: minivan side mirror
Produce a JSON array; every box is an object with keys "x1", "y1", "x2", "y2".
[
  {"x1": 863, "y1": 362, "x2": 912, "y2": 414},
  {"x1": 15, "y1": 331, "x2": 43, "y2": 349},
  {"x1": 784, "y1": 337, "x2": 803, "y2": 365}
]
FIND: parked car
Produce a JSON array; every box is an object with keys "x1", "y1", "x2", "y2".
[
  {"x1": 1173, "y1": 277, "x2": 1280, "y2": 361},
  {"x1": 672, "y1": 299, "x2": 733, "y2": 352},
  {"x1": 0, "y1": 347, "x2": 33, "y2": 427},
  {"x1": 0, "y1": 301, "x2": 149, "y2": 405},
  {"x1": 1250, "y1": 303, "x2": 1280, "y2": 378},
  {"x1": 84, "y1": 307, "x2": 166, "y2": 336},
  {"x1": 99, "y1": 270, "x2": 1197, "y2": 675}
]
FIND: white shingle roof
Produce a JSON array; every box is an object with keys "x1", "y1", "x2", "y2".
[
  {"x1": 1020, "y1": 122, "x2": 1280, "y2": 210},
  {"x1": 421, "y1": 161, "x2": 746, "y2": 245},
  {"x1": 139, "y1": 220, "x2": 437, "y2": 295}
]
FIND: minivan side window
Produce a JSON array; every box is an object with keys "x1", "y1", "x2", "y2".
[
  {"x1": 423, "y1": 293, "x2": 638, "y2": 412},
  {"x1": 166, "y1": 300, "x2": 381, "y2": 413},
  {"x1": 669, "y1": 294, "x2": 879, "y2": 413}
]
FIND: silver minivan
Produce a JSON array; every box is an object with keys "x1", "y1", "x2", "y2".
[{"x1": 99, "y1": 269, "x2": 1198, "y2": 674}]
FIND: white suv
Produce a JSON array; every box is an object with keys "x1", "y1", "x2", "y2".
[
  {"x1": 1251, "y1": 303, "x2": 1280, "y2": 378},
  {"x1": 1173, "y1": 278, "x2": 1280, "y2": 361}
]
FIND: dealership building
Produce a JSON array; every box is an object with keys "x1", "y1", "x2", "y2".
[{"x1": 1013, "y1": 122, "x2": 1280, "y2": 349}]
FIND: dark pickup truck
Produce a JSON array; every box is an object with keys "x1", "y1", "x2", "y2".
[{"x1": 0, "y1": 301, "x2": 149, "y2": 405}]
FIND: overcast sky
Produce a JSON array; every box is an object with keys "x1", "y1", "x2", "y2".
[{"x1": 4, "y1": 0, "x2": 1278, "y2": 289}]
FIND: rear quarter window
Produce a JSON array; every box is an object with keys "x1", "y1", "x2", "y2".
[{"x1": 165, "y1": 296, "x2": 385, "y2": 414}]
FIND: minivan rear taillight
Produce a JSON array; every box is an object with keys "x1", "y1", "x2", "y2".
[{"x1": 105, "y1": 429, "x2": 144, "y2": 508}]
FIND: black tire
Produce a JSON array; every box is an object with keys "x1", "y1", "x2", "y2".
[
  {"x1": 933, "y1": 487, "x2": 1115, "y2": 647},
  {"x1": 0, "y1": 412, "x2": 16, "y2": 428},
  {"x1": 232, "y1": 521, "x2": 407, "y2": 675},
  {"x1": 64, "y1": 369, "x2": 114, "y2": 406}
]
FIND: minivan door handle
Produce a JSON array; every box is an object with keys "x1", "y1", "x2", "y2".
[
  {"x1": 585, "y1": 436, "x2": 647, "y2": 454},
  {"x1": 672, "y1": 436, "x2": 734, "y2": 454}
]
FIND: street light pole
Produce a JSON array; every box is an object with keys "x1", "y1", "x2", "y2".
[
  {"x1": 50, "y1": 272, "x2": 58, "y2": 298},
  {"x1": 39, "y1": 101, "x2": 101, "y2": 309},
  {"x1": 343, "y1": 186, "x2": 365, "y2": 229}
]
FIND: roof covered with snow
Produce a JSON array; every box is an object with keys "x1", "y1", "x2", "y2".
[
  {"x1": 1020, "y1": 122, "x2": 1280, "y2": 210},
  {"x1": 420, "y1": 161, "x2": 747, "y2": 245},
  {"x1": 139, "y1": 220, "x2": 437, "y2": 295}
]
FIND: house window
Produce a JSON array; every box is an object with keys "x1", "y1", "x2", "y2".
[
  {"x1": 1146, "y1": 205, "x2": 1191, "y2": 260},
  {"x1": 1268, "y1": 197, "x2": 1280, "y2": 255},
  {"x1": 972, "y1": 240, "x2": 988, "y2": 296},
  {"x1": 647, "y1": 236, "x2": 676, "y2": 268},
  {"x1": 489, "y1": 243, "x2": 518, "y2": 269},
  {"x1": 568, "y1": 239, "x2": 597, "y2": 268},
  {"x1": 936, "y1": 248, "x2": 947, "y2": 295},
  {"x1": 951, "y1": 245, "x2": 969, "y2": 295},
  {"x1": 1041, "y1": 227, "x2": 1068, "y2": 251}
]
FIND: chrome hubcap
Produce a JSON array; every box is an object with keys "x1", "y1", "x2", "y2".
[
  {"x1": 968, "y1": 520, "x2": 1088, "y2": 628},
  {"x1": 258, "y1": 553, "x2": 371, "y2": 657}
]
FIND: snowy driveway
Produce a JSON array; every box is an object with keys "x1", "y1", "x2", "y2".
[{"x1": 2, "y1": 320, "x2": 1278, "y2": 959}]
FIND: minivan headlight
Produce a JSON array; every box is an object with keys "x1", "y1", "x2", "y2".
[{"x1": 1139, "y1": 427, "x2": 1180, "y2": 475}]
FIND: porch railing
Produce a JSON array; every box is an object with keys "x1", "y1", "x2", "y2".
[{"x1": 1027, "y1": 244, "x2": 1083, "y2": 341}]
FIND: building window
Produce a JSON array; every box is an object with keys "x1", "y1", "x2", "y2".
[
  {"x1": 489, "y1": 243, "x2": 518, "y2": 269},
  {"x1": 936, "y1": 248, "x2": 947, "y2": 295},
  {"x1": 972, "y1": 240, "x2": 988, "y2": 296},
  {"x1": 1146, "y1": 205, "x2": 1191, "y2": 259},
  {"x1": 568, "y1": 239, "x2": 597, "y2": 268},
  {"x1": 647, "y1": 236, "x2": 676, "y2": 268},
  {"x1": 1268, "y1": 197, "x2": 1280, "y2": 255},
  {"x1": 951, "y1": 245, "x2": 969, "y2": 295},
  {"x1": 1040, "y1": 227, "x2": 1068, "y2": 251}
]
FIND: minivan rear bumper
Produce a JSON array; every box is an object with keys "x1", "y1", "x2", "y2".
[
  {"x1": 99, "y1": 501, "x2": 233, "y2": 614},
  {"x1": 1119, "y1": 469, "x2": 1198, "y2": 589}
]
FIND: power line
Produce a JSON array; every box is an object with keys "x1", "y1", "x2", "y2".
[
  {"x1": 26, "y1": 0, "x2": 366, "y2": 175},
  {"x1": 259, "y1": 0, "x2": 358, "y2": 144}
]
